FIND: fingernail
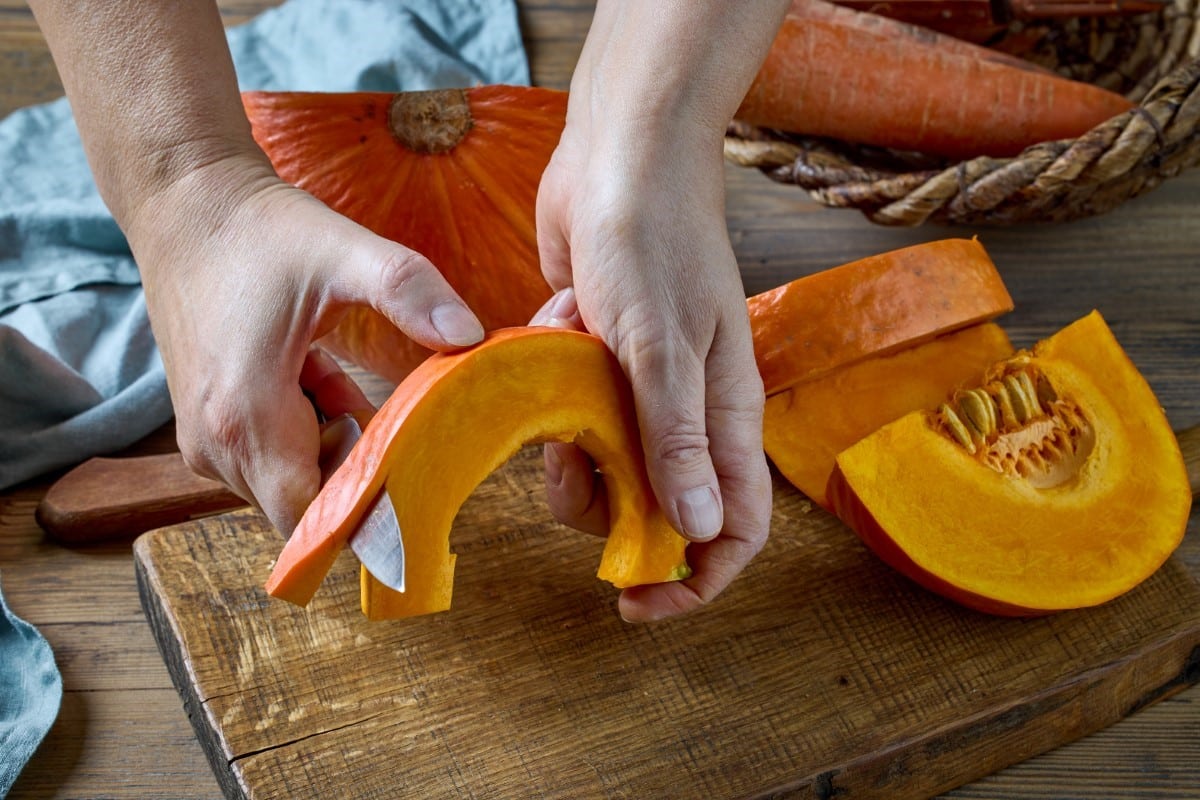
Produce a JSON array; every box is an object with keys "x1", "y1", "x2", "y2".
[
  {"x1": 430, "y1": 301, "x2": 484, "y2": 346},
  {"x1": 531, "y1": 288, "x2": 576, "y2": 328},
  {"x1": 677, "y1": 486, "x2": 722, "y2": 541},
  {"x1": 548, "y1": 287, "x2": 576, "y2": 319},
  {"x1": 545, "y1": 444, "x2": 563, "y2": 487}
]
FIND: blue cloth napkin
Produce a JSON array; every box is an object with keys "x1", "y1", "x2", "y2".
[
  {"x1": 0, "y1": 0, "x2": 531, "y2": 790},
  {"x1": 0, "y1": 576, "x2": 63, "y2": 797}
]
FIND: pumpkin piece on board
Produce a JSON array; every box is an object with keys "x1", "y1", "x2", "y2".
[
  {"x1": 748, "y1": 238, "x2": 1014, "y2": 397},
  {"x1": 764, "y1": 322, "x2": 1014, "y2": 508},
  {"x1": 827, "y1": 311, "x2": 1192, "y2": 616},
  {"x1": 242, "y1": 86, "x2": 567, "y2": 382},
  {"x1": 264, "y1": 327, "x2": 690, "y2": 620}
]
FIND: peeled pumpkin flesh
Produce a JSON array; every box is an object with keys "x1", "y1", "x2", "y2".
[
  {"x1": 764, "y1": 322, "x2": 1014, "y2": 508},
  {"x1": 827, "y1": 311, "x2": 1192, "y2": 615},
  {"x1": 265, "y1": 327, "x2": 690, "y2": 620}
]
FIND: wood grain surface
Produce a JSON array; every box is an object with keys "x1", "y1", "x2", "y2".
[
  {"x1": 132, "y1": 446, "x2": 1200, "y2": 799},
  {"x1": 2, "y1": 0, "x2": 1199, "y2": 798}
]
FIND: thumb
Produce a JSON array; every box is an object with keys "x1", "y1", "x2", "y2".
[
  {"x1": 535, "y1": 180, "x2": 573, "y2": 292},
  {"x1": 339, "y1": 234, "x2": 484, "y2": 351}
]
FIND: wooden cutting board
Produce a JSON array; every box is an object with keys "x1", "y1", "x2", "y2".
[{"x1": 133, "y1": 445, "x2": 1200, "y2": 800}]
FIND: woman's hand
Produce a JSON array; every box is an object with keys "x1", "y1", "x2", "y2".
[
  {"x1": 125, "y1": 154, "x2": 483, "y2": 534},
  {"x1": 533, "y1": 0, "x2": 790, "y2": 622},
  {"x1": 28, "y1": 0, "x2": 484, "y2": 536}
]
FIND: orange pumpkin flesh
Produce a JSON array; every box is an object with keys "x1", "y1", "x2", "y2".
[
  {"x1": 748, "y1": 238, "x2": 1014, "y2": 396},
  {"x1": 243, "y1": 86, "x2": 566, "y2": 382},
  {"x1": 265, "y1": 327, "x2": 690, "y2": 620},
  {"x1": 764, "y1": 322, "x2": 1014, "y2": 508},
  {"x1": 828, "y1": 311, "x2": 1192, "y2": 615}
]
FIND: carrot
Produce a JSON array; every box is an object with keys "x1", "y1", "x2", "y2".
[{"x1": 736, "y1": 0, "x2": 1135, "y2": 159}]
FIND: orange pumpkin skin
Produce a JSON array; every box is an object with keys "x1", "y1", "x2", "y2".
[
  {"x1": 828, "y1": 311, "x2": 1192, "y2": 616},
  {"x1": 764, "y1": 322, "x2": 1014, "y2": 508},
  {"x1": 264, "y1": 327, "x2": 690, "y2": 620},
  {"x1": 748, "y1": 238, "x2": 1014, "y2": 396},
  {"x1": 242, "y1": 86, "x2": 567, "y2": 382}
]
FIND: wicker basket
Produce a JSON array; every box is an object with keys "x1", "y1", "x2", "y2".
[{"x1": 723, "y1": 0, "x2": 1200, "y2": 226}]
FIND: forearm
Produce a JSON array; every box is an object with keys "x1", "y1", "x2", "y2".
[
  {"x1": 572, "y1": 0, "x2": 790, "y2": 151},
  {"x1": 27, "y1": 1, "x2": 267, "y2": 232}
]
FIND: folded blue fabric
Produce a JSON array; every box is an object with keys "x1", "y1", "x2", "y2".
[
  {"x1": 0, "y1": 0, "x2": 530, "y2": 790},
  {"x1": 0, "y1": 0, "x2": 531, "y2": 490},
  {"x1": 0, "y1": 576, "x2": 62, "y2": 797}
]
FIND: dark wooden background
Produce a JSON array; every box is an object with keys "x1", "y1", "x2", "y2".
[{"x1": 1, "y1": 0, "x2": 1197, "y2": 797}]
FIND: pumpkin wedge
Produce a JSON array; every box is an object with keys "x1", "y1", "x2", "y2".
[
  {"x1": 265, "y1": 327, "x2": 690, "y2": 620},
  {"x1": 748, "y1": 238, "x2": 1014, "y2": 396},
  {"x1": 764, "y1": 322, "x2": 1014, "y2": 508},
  {"x1": 828, "y1": 311, "x2": 1192, "y2": 615},
  {"x1": 243, "y1": 86, "x2": 566, "y2": 382}
]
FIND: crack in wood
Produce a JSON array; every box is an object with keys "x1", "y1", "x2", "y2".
[{"x1": 228, "y1": 710, "x2": 391, "y2": 764}]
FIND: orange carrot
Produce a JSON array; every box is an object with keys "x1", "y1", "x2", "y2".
[{"x1": 736, "y1": 0, "x2": 1134, "y2": 159}]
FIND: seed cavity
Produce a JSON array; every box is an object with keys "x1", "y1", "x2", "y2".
[{"x1": 935, "y1": 364, "x2": 1094, "y2": 489}]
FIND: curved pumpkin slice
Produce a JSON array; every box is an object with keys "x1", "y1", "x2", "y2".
[
  {"x1": 265, "y1": 327, "x2": 690, "y2": 620},
  {"x1": 243, "y1": 86, "x2": 566, "y2": 382},
  {"x1": 748, "y1": 238, "x2": 1014, "y2": 396},
  {"x1": 764, "y1": 322, "x2": 1014, "y2": 508},
  {"x1": 828, "y1": 311, "x2": 1192, "y2": 615}
]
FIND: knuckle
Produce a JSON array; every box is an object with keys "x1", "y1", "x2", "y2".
[
  {"x1": 176, "y1": 387, "x2": 250, "y2": 482},
  {"x1": 647, "y1": 424, "x2": 710, "y2": 468},
  {"x1": 373, "y1": 248, "x2": 431, "y2": 296}
]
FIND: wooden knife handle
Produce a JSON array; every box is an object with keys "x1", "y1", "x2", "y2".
[{"x1": 36, "y1": 452, "x2": 246, "y2": 544}]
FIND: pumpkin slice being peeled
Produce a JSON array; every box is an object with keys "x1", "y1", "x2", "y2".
[
  {"x1": 243, "y1": 86, "x2": 566, "y2": 382},
  {"x1": 828, "y1": 311, "x2": 1192, "y2": 615},
  {"x1": 265, "y1": 327, "x2": 690, "y2": 620},
  {"x1": 764, "y1": 322, "x2": 1014, "y2": 508}
]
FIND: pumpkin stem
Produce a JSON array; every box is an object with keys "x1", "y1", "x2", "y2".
[{"x1": 388, "y1": 89, "x2": 473, "y2": 154}]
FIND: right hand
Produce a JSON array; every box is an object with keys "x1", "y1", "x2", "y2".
[{"x1": 125, "y1": 153, "x2": 484, "y2": 535}]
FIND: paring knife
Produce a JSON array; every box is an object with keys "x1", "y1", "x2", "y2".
[
  {"x1": 36, "y1": 415, "x2": 406, "y2": 592},
  {"x1": 317, "y1": 415, "x2": 406, "y2": 593}
]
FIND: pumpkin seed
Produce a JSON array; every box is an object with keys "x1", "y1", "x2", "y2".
[
  {"x1": 959, "y1": 388, "x2": 996, "y2": 437},
  {"x1": 1035, "y1": 372, "x2": 1057, "y2": 407},
  {"x1": 940, "y1": 404, "x2": 976, "y2": 453},
  {"x1": 1002, "y1": 374, "x2": 1031, "y2": 423},
  {"x1": 993, "y1": 378, "x2": 1019, "y2": 428},
  {"x1": 1018, "y1": 371, "x2": 1043, "y2": 417}
]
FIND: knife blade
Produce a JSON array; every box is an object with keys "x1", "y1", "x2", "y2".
[{"x1": 317, "y1": 415, "x2": 406, "y2": 593}]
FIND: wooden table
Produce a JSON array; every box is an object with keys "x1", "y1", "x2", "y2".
[{"x1": 2, "y1": 1, "x2": 1197, "y2": 797}]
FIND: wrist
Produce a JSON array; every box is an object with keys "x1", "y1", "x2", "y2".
[
  {"x1": 573, "y1": 0, "x2": 790, "y2": 141},
  {"x1": 123, "y1": 149, "x2": 281, "y2": 278}
]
